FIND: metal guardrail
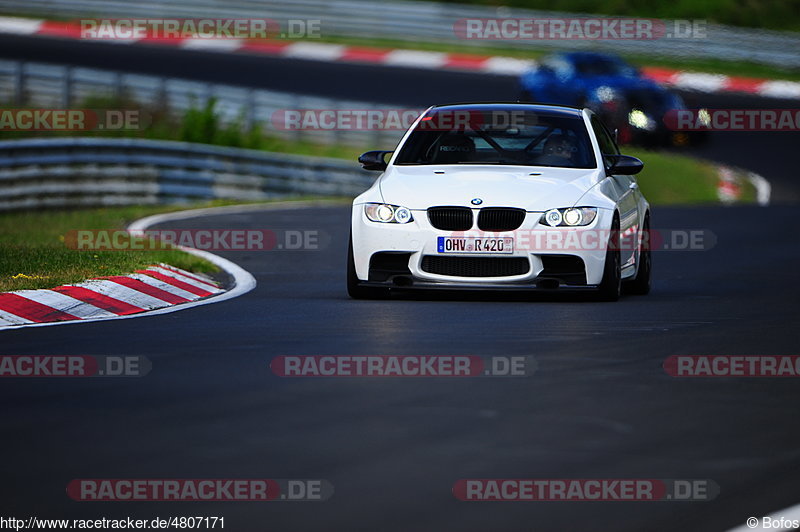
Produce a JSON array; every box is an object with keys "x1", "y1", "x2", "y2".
[
  {"x1": 0, "y1": 59, "x2": 395, "y2": 211},
  {"x1": 0, "y1": 59, "x2": 408, "y2": 149},
  {"x1": 0, "y1": 137, "x2": 373, "y2": 211},
  {"x1": 1, "y1": 0, "x2": 799, "y2": 67}
]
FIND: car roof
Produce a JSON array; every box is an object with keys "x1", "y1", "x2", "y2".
[
  {"x1": 557, "y1": 51, "x2": 625, "y2": 63},
  {"x1": 430, "y1": 102, "x2": 585, "y2": 117}
]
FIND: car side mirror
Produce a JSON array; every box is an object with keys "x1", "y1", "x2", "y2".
[
  {"x1": 608, "y1": 154, "x2": 644, "y2": 175},
  {"x1": 358, "y1": 150, "x2": 393, "y2": 171}
]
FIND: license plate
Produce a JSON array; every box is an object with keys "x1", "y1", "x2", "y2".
[{"x1": 437, "y1": 237, "x2": 514, "y2": 254}]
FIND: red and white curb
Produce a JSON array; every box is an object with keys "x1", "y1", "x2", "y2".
[
  {"x1": 716, "y1": 166, "x2": 771, "y2": 205},
  {"x1": 0, "y1": 264, "x2": 223, "y2": 328},
  {"x1": 1, "y1": 16, "x2": 799, "y2": 99},
  {"x1": 0, "y1": 205, "x2": 260, "y2": 331}
]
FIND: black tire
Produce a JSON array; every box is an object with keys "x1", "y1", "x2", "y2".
[
  {"x1": 625, "y1": 214, "x2": 651, "y2": 295},
  {"x1": 347, "y1": 233, "x2": 389, "y2": 300},
  {"x1": 597, "y1": 216, "x2": 622, "y2": 302}
]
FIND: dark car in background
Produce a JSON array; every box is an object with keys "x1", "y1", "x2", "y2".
[{"x1": 519, "y1": 52, "x2": 706, "y2": 147}]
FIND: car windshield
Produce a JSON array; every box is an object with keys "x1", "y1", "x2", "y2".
[{"x1": 394, "y1": 109, "x2": 597, "y2": 169}]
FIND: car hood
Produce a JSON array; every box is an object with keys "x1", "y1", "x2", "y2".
[{"x1": 378, "y1": 165, "x2": 602, "y2": 211}]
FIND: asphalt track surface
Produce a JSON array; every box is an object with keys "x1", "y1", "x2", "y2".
[{"x1": 1, "y1": 35, "x2": 800, "y2": 531}]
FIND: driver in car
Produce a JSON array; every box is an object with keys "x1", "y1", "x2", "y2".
[{"x1": 542, "y1": 134, "x2": 577, "y2": 162}]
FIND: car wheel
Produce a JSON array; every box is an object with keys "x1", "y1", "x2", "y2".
[
  {"x1": 597, "y1": 216, "x2": 622, "y2": 302},
  {"x1": 625, "y1": 214, "x2": 651, "y2": 295},
  {"x1": 347, "y1": 233, "x2": 389, "y2": 300}
]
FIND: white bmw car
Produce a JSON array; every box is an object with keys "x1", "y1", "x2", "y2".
[{"x1": 347, "y1": 103, "x2": 651, "y2": 301}]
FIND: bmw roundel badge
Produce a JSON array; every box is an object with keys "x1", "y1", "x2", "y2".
[{"x1": 471, "y1": 198, "x2": 483, "y2": 205}]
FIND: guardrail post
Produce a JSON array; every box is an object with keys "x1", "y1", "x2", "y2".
[
  {"x1": 114, "y1": 72, "x2": 124, "y2": 101},
  {"x1": 62, "y1": 65, "x2": 73, "y2": 107},
  {"x1": 203, "y1": 82, "x2": 213, "y2": 110},
  {"x1": 159, "y1": 77, "x2": 168, "y2": 108},
  {"x1": 291, "y1": 93, "x2": 303, "y2": 144},
  {"x1": 245, "y1": 88, "x2": 255, "y2": 132},
  {"x1": 13, "y1": 61, "x2": 25, "y2": 106}
]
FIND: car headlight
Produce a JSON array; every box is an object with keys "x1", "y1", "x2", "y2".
[
  {"x1": 540, "y1": 207, "x2": 597, "y2": 227},
  {"x1": 628, "y1": 109, "x2": 656, "y2": 131},
  {"x1": 364, "y1": 203, "x2": 414, "y2": 224},
  {"x1": 697, "y1": 108, "x2": 711, "y2": 127},
  {"x1": 594, "y1": 86, "x2": 619, "y2": 103}
]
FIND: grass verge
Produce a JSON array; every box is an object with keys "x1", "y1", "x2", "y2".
[
  {"x1": 0, "y1": 203, "x2": 223, "y2": 292},
  {"x1": 0, "y1": 197, "x2": 349, "y2": 292},
  {"x1": 626, "y1": 147, "x2": 755, "y2": 204}
]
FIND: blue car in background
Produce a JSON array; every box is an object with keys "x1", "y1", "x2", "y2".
[{"x1": 520, "y1": 52, "x2": 702, "y2": 147}]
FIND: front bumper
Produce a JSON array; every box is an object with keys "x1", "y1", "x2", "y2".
[{"x1": 351, "y1": 205, "x2": 615, "y2": 289}]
